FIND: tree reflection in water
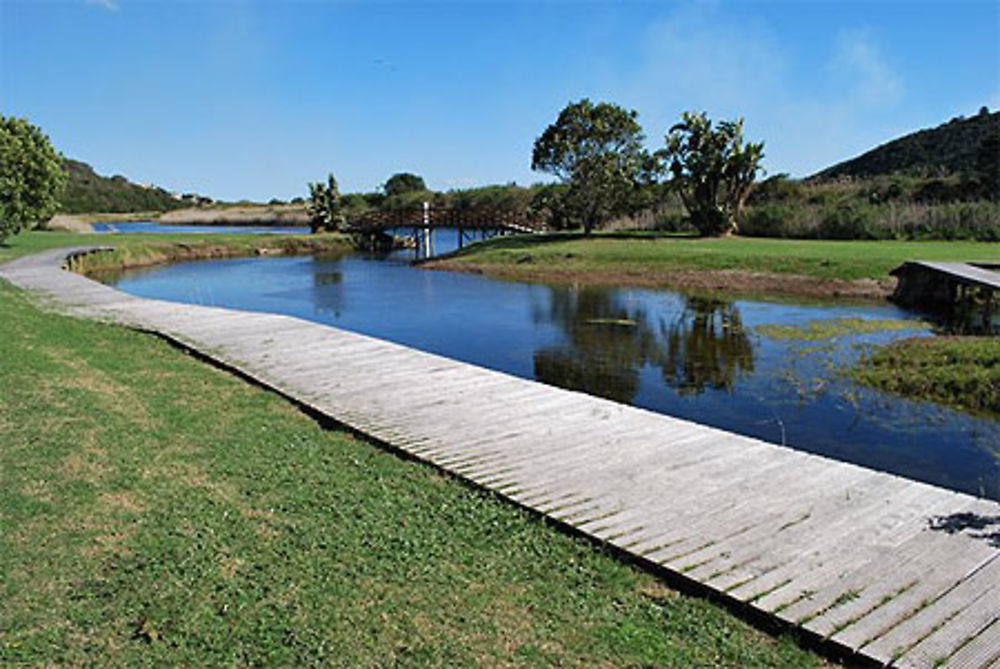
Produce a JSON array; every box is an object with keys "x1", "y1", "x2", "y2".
[
  {"x1": 533, "y1": 288, "x2": 754, "y2": 404},
  {"x1": 659, "y1": 296, "x2": 755, "y2": 395},
  {"x1": 311, "y1": 268, "x2": 344, "y2": 317}
]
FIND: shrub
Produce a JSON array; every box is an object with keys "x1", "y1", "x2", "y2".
[
  {"x1": 0, "y1": 116, "x2": 66, "y2": 242},
  {"x1": 746, "y1": 174, "x2": 803, "y2": 205},
  {"x1": 817, "y1": 202, "x2": 880, "y2": 239},
  {"x1": 739, "y1": 199, "x2": 999, "y2": 241},
  {"x1": 739, "y1": 203, "x2": 800, "y2": 237}
]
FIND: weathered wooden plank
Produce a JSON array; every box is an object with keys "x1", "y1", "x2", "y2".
[
  {"x1": 829, "y1": 544, "x2": 998, "y2": 656},
  {"x1": 915, "y1": 261, "x2": 1000, "y2": 290},
  {"x1": 893, "y1": 557, "x2": 1000, "y2": 667},
  {"x1": 943, "y1": 617, "x2": 1000, "y2": 669},
  {"x1": 782, "y1": 497, "x2": 982, "y2": 635},
  {"x1": 725, "y1": 485, "x2": 971, "y2": 604},
  {"x1": 678, "y1": 470, "x2": 903, "y2": 585}
]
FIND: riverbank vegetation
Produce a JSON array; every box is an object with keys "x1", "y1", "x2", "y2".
[
  {"x1": 852, "y1": 336, "x2": 1000, "y2": 418},
  {"x1": 739, "y1": 173, "x2": 999, "y2": 241},
  {"x1": 70, "y1": 234, "x2": 350, "y2": 276},
  {"x1": 0, "y1": 277, "x2": 822, "y2": 665},
  {"x1": 0, "y1": 230, "x2": 348, "y2": 270}
]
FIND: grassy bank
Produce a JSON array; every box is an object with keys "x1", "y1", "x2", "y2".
[
  {"x1": 0, "y1": 230, "x2": 348, "y2": 269},
  {"x1": 428, "y1": 234, "x2": 999, "y2": 299},
  {"x1": 0, "y1": 272, "x2": 821, "y2": 664},
  {"x1": 68, "y1": 235, "x2": 349, "y2": 275},
  {"x1": 853, "y1": 336, "x2": 1000, "y2": 418}
]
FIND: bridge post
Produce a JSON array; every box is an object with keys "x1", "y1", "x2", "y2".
[{"x1": 422, "y1": 201, "x2": 432, "y2": 259}]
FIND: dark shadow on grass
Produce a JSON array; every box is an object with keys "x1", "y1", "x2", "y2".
[{"x1": 928, "y1": 512, "x2": 1000, "y2": 548}]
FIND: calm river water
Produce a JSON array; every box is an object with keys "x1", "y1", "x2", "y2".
[
  {"x1": 102, "y1": 250, "x2": 1000, "y2": 500},
  {"x1": 92, "y1": 221, "x2": 310, "y2": 235}
]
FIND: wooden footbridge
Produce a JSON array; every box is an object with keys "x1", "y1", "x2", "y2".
[
  {"x1": 4, "y1": 247, "x2": 1000, "y2": 668},
  {"x1": 892, "y1": 261, "x2": 1000, "y2": 332},
  {"x1": 348, "y1": 206, "x2": 544, "y2": 234},
  {"x1": 347, "y1": 205, "x2": 544, "y2": 255}
]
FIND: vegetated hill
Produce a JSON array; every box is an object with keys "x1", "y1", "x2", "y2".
[
  {"x1": 811, "y1": 108, "x2": 999, "y2": 180},
  {"x1": 58, "y1": 159, "x2": 189, "y2": 214}
]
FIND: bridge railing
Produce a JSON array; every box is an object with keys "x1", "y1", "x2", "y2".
[{"x1": 346, "y1": 207, "x2": 546, "y2": 233}]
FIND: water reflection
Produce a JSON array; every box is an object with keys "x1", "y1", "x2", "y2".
[
  {"x1": 311, "y1": 268, "x2": 345, "y2": 317},
  {"x1": 659, "y1": 297, "x2": 755, "y2": 395},
  {"x1": 533, "y1": 288, "x2": 654, "y2": 403},
  {"x1": 533, "y1": 288, "x2": 754, "y2": 403}
]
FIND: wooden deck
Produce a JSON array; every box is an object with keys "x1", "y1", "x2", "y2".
[
  {"x1": 4, "y1": 247, "x2": 1000, "y2": 668},
  {"x1": 891, "y1": 261, "x2": 1000, "y2": 323},
  {"x1": 907, "y1": 262, "x2": 1000, "y2": 291}
]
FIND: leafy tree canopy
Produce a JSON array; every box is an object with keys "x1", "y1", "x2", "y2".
[
  {"x1": 384, "y1": 172, "x2": 427, "y2": 197},
  {"x1": 0, "y1": 116, "x2": 66, "y2": 243},
  {"x1": 660, "y1": 111, "x2": 764, "y2": 236},
  {"x1": 307, "y1": 173, "x2": 346, "y2": 233},
  {"x1": 531, "y1": 99, "x2": 650, "y2": 234}
]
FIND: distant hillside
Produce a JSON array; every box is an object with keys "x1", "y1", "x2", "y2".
[
  {"x1": 58, "y1": 159, "x2": 189, "y2": 214},
  {"x1": 812, "y1": 108, "x2": 999, "y2": 180}
]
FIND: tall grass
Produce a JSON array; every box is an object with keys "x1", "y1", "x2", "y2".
[
  {"x1": 739, "y1": 175, "x2": 999, "y2": 241},
  {"x1": 740, "y1": 200, "x2": 999, "y2": 241}
]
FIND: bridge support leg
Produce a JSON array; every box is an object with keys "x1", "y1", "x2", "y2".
[{"x1": 984, "y1": 290, "x2": 995, "y2": 333}]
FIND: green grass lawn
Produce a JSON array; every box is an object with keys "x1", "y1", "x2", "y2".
[
  {"x1": 435, "y1": 233, "x2": 1000, "y2": 282},
  {"x1": 0, "y1": 237, "x2": 822, "y2": 664}
]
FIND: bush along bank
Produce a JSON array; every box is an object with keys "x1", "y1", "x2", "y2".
[{"x1": 737, "y1": 176, "x2": 999, "y2": 242}]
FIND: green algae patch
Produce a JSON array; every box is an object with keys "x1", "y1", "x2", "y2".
[
  {"x1": 852, "y1": 336, "x2": 1000, "y2": 417},
  {"x1": 757, "y1": 318, "x2": 924, "y2": 341}
]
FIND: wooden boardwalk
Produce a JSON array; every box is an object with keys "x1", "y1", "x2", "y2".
[
  {"x1": 909, "y1": 262, "x2": 1000, "y2": 291},
  {"x1": 892, "y1": 261, "x2": 1000, "y2": 322},
  {"x1": 4, "y1": 247, "x2": 1000, "y2": 668}
]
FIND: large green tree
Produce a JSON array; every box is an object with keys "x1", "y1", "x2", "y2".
[
  {"x1": 307, "y1": 173, "x2": 346, "y2": 232},
  {"x1": 531, "y1": 99, "x2": 650, "y2": 234},
  {"x1": 660, "y1": 111, "x2": 764, "y2": 236},
  {"x1": 0, "y1": 116, "x2": 66, "y2": 243},
  {"x1": 383, "y1": 172, "x2": 427, "y2": 197}
]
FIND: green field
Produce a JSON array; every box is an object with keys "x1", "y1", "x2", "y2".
[
  {"x1": 1, "y1": 233, "x2": 821, "y2": 664},
  {"x1": 434, "y1": 233, "x2": 999, "y2": 283}
]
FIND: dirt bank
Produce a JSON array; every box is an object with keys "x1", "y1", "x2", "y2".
[
  {"x1": 425, "y1": 260, "x2": 896, "y2": 300},
  {"x1": 45, "y1": 211, "x2": 178, "y2": 232},
  {"x1": 44, "y1": 214, "x2": 96, "y2": 233},
  {"x1": 158, "y1": 205, "x2": 310, "y2": 226}
]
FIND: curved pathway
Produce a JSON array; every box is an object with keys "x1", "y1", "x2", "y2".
[{"x1": 3, "y1": 247, "x2": 1000, "y2": 668}]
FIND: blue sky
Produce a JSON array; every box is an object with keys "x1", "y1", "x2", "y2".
[{"x1": 1, "y1": 1, "x2": 997, "y2": 201}]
